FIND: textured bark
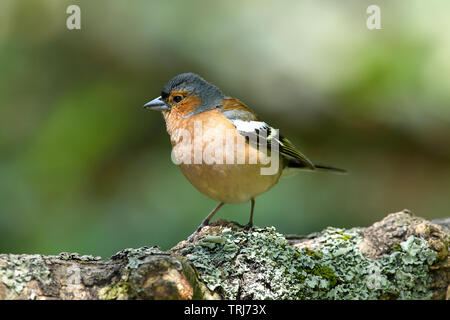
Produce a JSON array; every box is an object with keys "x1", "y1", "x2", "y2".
[{"x1": 0, "y1": 210, "x2": 448, "y2": 300}]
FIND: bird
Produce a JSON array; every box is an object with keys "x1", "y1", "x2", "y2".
[{"x1": 143, "y1": 72, "x2": 345, "y2": 240}]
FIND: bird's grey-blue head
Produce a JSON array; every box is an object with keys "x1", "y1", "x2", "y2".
[{"x1": 144, "y1": 73, "x2": 225, "y2": 117}]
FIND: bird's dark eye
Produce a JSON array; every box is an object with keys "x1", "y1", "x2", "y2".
[{"x1": 173, "y1": 95, "x2": 183, "y2": 103}]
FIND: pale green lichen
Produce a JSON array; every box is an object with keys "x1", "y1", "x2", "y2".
[
  {"x1": 0, "y1": 254, "x2": 51, "y2": 294},
  {"x1": 179, "y1": 226, "x2": 438, "y2": 299},
  {"x1": 58, "y1": 252, "x2": 102, "y2": 261}
]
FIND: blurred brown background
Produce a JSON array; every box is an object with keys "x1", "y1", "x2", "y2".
[{"x1": 0, "y1": 0, "x2": 449, "y2": 257}]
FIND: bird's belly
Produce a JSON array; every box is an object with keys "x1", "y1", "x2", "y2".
[
  {"x1": 178, "y1": 162, "x2": 282, "y2": 203},
  {"x1": 166, "y1": 108, "x2": 282, "y2": 203}
]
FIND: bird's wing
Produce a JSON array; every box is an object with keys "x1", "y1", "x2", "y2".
[
  {"x1": 220, "y1": 97, "x2": 315, "y2": 170},
  {"x1": 220, "y1": 97, "x2": 261, "y2": 121}
]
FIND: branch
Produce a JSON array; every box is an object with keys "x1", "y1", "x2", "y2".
[{"x1": 0, "y1": 210, "x2": 448, "y2": 300}]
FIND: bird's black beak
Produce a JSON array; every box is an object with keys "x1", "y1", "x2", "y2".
[{"x1": 143, "y1": 96, "x2": 169, "y2": 111}]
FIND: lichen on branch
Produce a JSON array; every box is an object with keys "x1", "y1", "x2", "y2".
[
  {"x1": 0, "y1": 210, "x2": 448, "y2": 300},
  {"x1": 171, "y1": 223, "x2": 439, "y2": 299}
]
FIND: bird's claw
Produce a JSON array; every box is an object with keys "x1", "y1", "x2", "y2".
[
  {"x1": 230, "y1": 220, "x2": 253, "y2": 230},
  {"x1": 187, "y1": 222, "x2": 208, "y2": 242}
]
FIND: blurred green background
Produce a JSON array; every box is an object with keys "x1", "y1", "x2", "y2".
[{"x1": 1, "y1": 0, "x2": 449, "y2": 257}]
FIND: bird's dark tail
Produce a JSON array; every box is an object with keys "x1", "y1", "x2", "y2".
[
  {"x1": 286, "y1": 159, "x2": 347, "y2": 174},
  {"x1": 313, "y1": 164, "x2": 347, "y2": 174}
]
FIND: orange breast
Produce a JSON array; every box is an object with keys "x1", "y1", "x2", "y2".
[{"x1": 163, "y1": 108, "x2": 282, "y2": 203}]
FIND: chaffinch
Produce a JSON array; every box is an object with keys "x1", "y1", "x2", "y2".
[{"x1": 143, "y1": 72, "x2": 344, "y2": 240}]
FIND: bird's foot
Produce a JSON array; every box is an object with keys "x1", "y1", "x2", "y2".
[
  {"x1": 230, "y1": 220, "x2": 253, "y2": 230},
  {"x1": 229, "y1": 220, "x2": 244, "y2": 228},
  {"x1": 187, "y1": 222, "x2": 208, "y2": 242},
  {"x1": 242, "y1": 222, "x2": 253, "y2": 230},
  {"x1": 187, "y1": 232, "x2": 198, "y2": 243}
]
